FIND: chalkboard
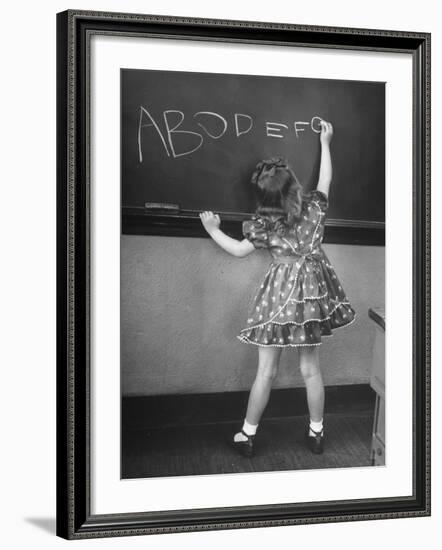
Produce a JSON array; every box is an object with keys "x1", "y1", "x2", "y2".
[{"x1": 121, "y1": 69, "x2": 385, "y2": 244}]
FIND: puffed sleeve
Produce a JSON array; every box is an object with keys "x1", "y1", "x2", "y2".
[
  {"x1": 307, "y1": 189, "x2": 329, "y2": 214},
  {"x1": 242, "y1": 217, "x2": 269, "y2": 249}
]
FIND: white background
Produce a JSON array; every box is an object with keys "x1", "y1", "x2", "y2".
[{"x1": 0, "y1": 0, "x2": 440, "y2": 548}]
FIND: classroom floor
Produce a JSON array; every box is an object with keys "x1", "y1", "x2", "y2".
[{"x1": 122, "y1": 411, "x2": 374, "y2": 479}]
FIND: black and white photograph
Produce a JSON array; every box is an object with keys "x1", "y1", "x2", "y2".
[
  {"x1": 120, "y1": 69, "x2": 386, "y2": 479},
  {"x1": 52, "y1": 6, "x2": 431, "y2": 541},
  {"x1": 1, "y1": 0, "x2": 439, "y2": 544}
]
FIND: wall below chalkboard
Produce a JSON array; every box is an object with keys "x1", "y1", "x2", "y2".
[{"x1": 121, "y1": 236, "x2": 385, "y2": 396}]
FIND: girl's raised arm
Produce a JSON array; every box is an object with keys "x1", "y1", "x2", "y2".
[
  {"x1": 316, "y1": 120, "x2": 334, "y2": 198},
  {"x1": 199, "y1": 211, "x2": 255, "y2": 258}
]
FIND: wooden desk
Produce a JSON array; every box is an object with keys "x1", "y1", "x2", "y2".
[{"x1": 368, "y1": 307, "x2": 385, "y2": 466}]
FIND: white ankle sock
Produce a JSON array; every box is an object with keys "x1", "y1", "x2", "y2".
[
  {"x1": 234, "y1": 419, "x2": 258, "y2": 442},
  {"x1": 243, "y1": 419, "x2": 258, "y2": 435},
  {"x1": 309, "y1": 418, "x2": 323, "y2": 437}
]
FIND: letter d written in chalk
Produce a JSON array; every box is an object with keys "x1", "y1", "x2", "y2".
[{"x1": 234, "y1": 114, "x2": 253, "y2": 137}]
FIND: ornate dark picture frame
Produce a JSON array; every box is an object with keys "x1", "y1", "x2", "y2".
[{"x1": 56, "y1": 9, "x2": 431, "y2": 540}]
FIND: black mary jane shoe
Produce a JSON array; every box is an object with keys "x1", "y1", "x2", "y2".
[
  {"x1": 305, "y1": 425, "x2": 325, "y2": 455},
  {"x1": 231, "y1": 429, "x2": 255, "y2": 458}
]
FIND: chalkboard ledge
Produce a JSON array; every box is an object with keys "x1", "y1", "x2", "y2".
[{"x1": 122, "y1": 208, "x2": 384, "y2": 246}]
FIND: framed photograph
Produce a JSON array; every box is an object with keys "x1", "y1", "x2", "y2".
[{"x1": 56, "y1": 9, "x2": 431, "y2": 539}]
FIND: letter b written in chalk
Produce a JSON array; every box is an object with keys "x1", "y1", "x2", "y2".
[{"x1": 163, "y1": 110, "x2": 204, "y2": 158}]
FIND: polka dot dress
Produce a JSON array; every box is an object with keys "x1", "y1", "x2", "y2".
[{"x1": 237, "y1": 190, "x2": 356, "y2": 347}]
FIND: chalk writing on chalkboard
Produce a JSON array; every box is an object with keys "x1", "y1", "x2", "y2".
[
  {"x1": 138, "y1": 108, "x2": 325, "y2": 161},
  {"x1": 122, "y1": 68, "x2": 385, "y2": 234}
]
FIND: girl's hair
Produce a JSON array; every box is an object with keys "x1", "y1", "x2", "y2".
[{"x1": 250, "y1": 157, "x2": 304, "y2": 236}]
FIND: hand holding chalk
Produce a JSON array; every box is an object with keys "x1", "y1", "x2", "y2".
[
  {"x1": 199, "y1": 211, "x2": 221, "y2": 235},
  {"x1": 320, "y1": 120, "x2": 334, "y2": 145}
]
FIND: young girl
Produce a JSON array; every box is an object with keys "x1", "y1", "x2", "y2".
[{"x1": 199, "y1": 121, "x2": 356, "y2": 457}]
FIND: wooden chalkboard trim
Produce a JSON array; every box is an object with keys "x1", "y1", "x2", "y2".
[{"x1": 121, "y1": 207, "x2": 385, "y2": 245}]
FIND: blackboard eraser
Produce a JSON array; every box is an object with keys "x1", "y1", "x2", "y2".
[{"x1": 144, "y1": 202, "x2": 180, "y2": 213}]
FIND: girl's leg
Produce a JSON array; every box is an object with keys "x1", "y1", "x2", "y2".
[
  {"x1": 245, "y1": 346, "x2": 282, "y2": 425},
  {"x1": 298, "y1": 346, "x2": 324, "y2": 425},
  {"x1": 234, "y1": 346, "x2": 282, "y2": 442}
]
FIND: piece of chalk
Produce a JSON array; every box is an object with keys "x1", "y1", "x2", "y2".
[{"x1": 144, "y1": 202, "x2": 180, "y2": 211}]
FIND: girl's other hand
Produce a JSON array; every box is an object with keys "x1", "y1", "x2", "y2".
[
  {"x1": 199, "y1": 211, "x2": 221, "y2": 234},
  {"x1": 320, "y1": 120, "x2": 333, "y2": 145}
]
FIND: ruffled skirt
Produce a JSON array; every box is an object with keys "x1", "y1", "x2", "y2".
[{"x1": 237, "y1": 252, "x2": 356, "y2": 347}]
